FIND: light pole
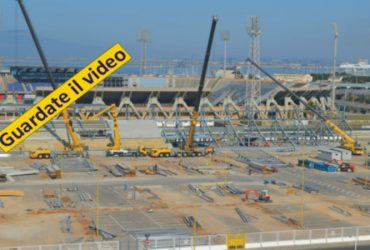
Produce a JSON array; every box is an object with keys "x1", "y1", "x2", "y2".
[
  {"x1": 220, "y1": 31, "x2": 230, "y2": 75},
  {"x1": 332, "y1": 22, "x2": 339, "y2": 110}
]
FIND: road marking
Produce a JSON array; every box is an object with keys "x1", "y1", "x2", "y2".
[{"x1": 109, "y1": 214, "x2": 127, "y2": 232}]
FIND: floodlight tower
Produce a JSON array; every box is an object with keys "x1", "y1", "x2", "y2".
[
  {"x1": 220, "y1": 31, "x2": 230, "y2": 74},
  {"x1": 138, "y1": 30, "x2": 150, "y2": 75},
  {"x1": 246, "y1": 16, "x2": 261, "y2": 114},
  {"x1": 243, "y1": 16, "x2": 262, "y2": 146},
  {"x1": 332, "y1": 22, "x2": 339, "y2": 110}
]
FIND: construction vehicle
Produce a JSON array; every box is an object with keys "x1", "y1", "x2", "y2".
[
  {"x1": 138, "y1": 146, "x2": 152, "y2": 156},
  {"x1": 243, "y1": 189, "x2": 271, "y2": 202},
  {"x1": 337, "y1": 162, "x2": 356, "y2": 172},
  {"x1": 148, "y1": 16, "x2": 217, "y2": 158},
  {"x1": 29, "y1": 148, "x2": 51, "y2": 159},
  {"x1": 17, "y1": 0, "x2": 86, "y2": 159},
  {"x1": 106, "y1": 149, "x2": 140, "y2": 157},
  {"x1": 331, "y1": 159, "x2": 356, "y2": 172},
  {"x1": 247, "y1": 58, "x2": 364, "y2": 156},
  {"x1": 29, "y1": 109, "x2": 86, "y2": 158},
  {"x1": 80, "y1": 104, "x2": 126, "y2": 156},
  {"x1": 325, "y1": 120, "x2": 363, "y2": 155}
]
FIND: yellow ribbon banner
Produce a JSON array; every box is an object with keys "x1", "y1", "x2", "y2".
[{"x1": 0, "y1": 43, "x2": 131, "y2": 152}]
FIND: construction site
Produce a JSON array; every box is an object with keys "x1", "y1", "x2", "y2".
[{"x1": 1, "y1": 1, "x2": 370, "y2": 250}]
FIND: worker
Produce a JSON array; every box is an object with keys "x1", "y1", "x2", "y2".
[{"x1": 248, "y1": 169, "x2": 252, "y2": 175}]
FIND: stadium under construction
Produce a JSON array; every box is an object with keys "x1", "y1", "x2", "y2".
[{"x1": 2, "y1": 2, "x2": 370, "y2": 250}]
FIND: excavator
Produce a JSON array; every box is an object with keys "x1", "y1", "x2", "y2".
[
  {"x1": 246, "y1": 58, "x2": 364, "y2": 156},
  {"x1": 242, "y1": 189, "x2": 271, "y2": 203},
  {"x1": 17, "y1": 0, "x2": 86, "y2": 159},
  {"x1": 79, "y1": 104, "x2": 130, "y2": 156},
  {"x1": 148, "y1": 16, "x2": 217, "y2": 158}
]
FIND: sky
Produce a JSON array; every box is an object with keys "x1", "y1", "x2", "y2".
[{"x1": 1, "y1": 0, "x2": 370, "y2": 64}]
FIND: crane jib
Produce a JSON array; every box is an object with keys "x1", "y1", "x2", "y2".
[{"x1": 193, "y1": 16, "x2": 218, "y2": 113}]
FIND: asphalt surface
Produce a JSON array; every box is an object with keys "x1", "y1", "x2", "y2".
[
  {"x1": 263, "y1": 242, "x2": 370, "y2": 250},
  {"x1": 0, "y1": 174, "x2": 264, "y2": 188}
]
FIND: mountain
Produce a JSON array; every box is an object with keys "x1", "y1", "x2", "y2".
[{"x1": 0, "y1": 29, "x2": 102, "y2": 60}]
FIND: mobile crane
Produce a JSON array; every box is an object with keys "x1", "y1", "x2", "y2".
[
  {"x1": 246, "y1": 58, "x2": 364, "y2": 155},
  {"x1": 80, "y1": 104, "x2": 135, "y2": 156},
  {"x1": 148, "y1": 16, "x2": 217, "y2": 158},
  {"x1": 17, "y1": 0, "x2": 86, "y2": 159}
]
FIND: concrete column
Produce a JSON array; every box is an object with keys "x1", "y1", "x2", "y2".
[
  {"x1": 200, "y1": 97, "x2": 220, "y2": 119},
  {"x1": 171, "y1": 96, "x2": 191, "y2": 118},
  {"x1": 118, "y1": 96, "x2": 141, "y2": 119},
  {"x1": 145, "y1": 96, "x2": 168, "y2": 119},
  {"x1": 92, "y1": 96, "x2": 105, "y2": 105}
]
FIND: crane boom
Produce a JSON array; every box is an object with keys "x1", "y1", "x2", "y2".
[
  {"x1": 17, "y1": 0, "x2": 84, "y2": 151},
  {"x1": 80, "y1": 104, "x2": 121, "y2": 150},
  {"x1": 246, "y1": 58, "x2": 363, "y2": 155},
  {"x1": 185, "y1": 16, "x2": 218, "y2": 151},
  {"x1": 80, "y1": 106, "x2": 113, "y2": 122},
  {"x1": 325, "y1": 120, "x2": 355, "y2": 144}
]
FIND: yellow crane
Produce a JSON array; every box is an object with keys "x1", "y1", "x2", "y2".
[
  {"x1": 29, "y1": 110, "x2": 86, "y2": 159},
  {"x1": 80, "y1": 104, "x2": 126, "y2": 156},
  {"x1": 247, "y1": 58, "x2": 364, "y2": 155},
  {"x1": 148, "y1": 17, "x2": 217, "y2": 158},
  {"x1": 17, "y1": 0, "x2": 85, "y2": 159},
  {"x1": 325, "y1": 120, "x2": 363, "y2": 155}
]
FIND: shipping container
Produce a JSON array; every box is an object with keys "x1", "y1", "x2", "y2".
[
  {"x1": 331, "y1": 147, "x2": 352, "y2": 161},
  {"x1": 317, "y1": 149, "x2": 341, "y2": 162},
  {"x1": 302, "y1": 159, "x2": 337, "y2": 172},
  {"x1": 303, "y1": 160, "x2": 316, "y2": 169}
]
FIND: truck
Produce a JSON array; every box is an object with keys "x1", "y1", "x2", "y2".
[
  {"x1": 331, "y1": 159, "x2": 356, "y2": 172},
  {"x1": 149, "y1": 146, "x2": 214, "y2": 158},
  {"x1": 30, "y1": 148, "x2": 51, "y2": 159},
  {"x1": 106, "y1": 149, "x2": 140, "y2": 157},
  {"x1": 336, "y1": 162, "x2": 356, "y2": 172}
]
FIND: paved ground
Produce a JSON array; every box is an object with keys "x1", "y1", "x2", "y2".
[{"x1": 1, "y1": 146, "x2": 370, "y2": 247}]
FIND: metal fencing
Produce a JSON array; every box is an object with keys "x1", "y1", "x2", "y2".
[
  {"x1": 0, "y1": 241, "x2": 119, "y2": 250},
  {"x1": 2, "y1": 226, "x2": 370, "y2": 250},
  {"x1": 136, "y1": 225, "x2": 370, "y2": 249}
]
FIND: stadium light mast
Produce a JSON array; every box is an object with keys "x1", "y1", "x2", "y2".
[
  {"x1": 244, "y1": 16, "x2": 262, "y2": 146},
  {"x1": 220, "y1": 31, "x2": 230, "y2": 74},
  {"x1": 332, "y1": 22, "x2": 339, "y2": 110},
  {"x1": 246, "y1": 16, "x2": 261, "y2": 113},
  {"x1": 138, "y1": 30, "x2": 150, "y2": 75}
]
